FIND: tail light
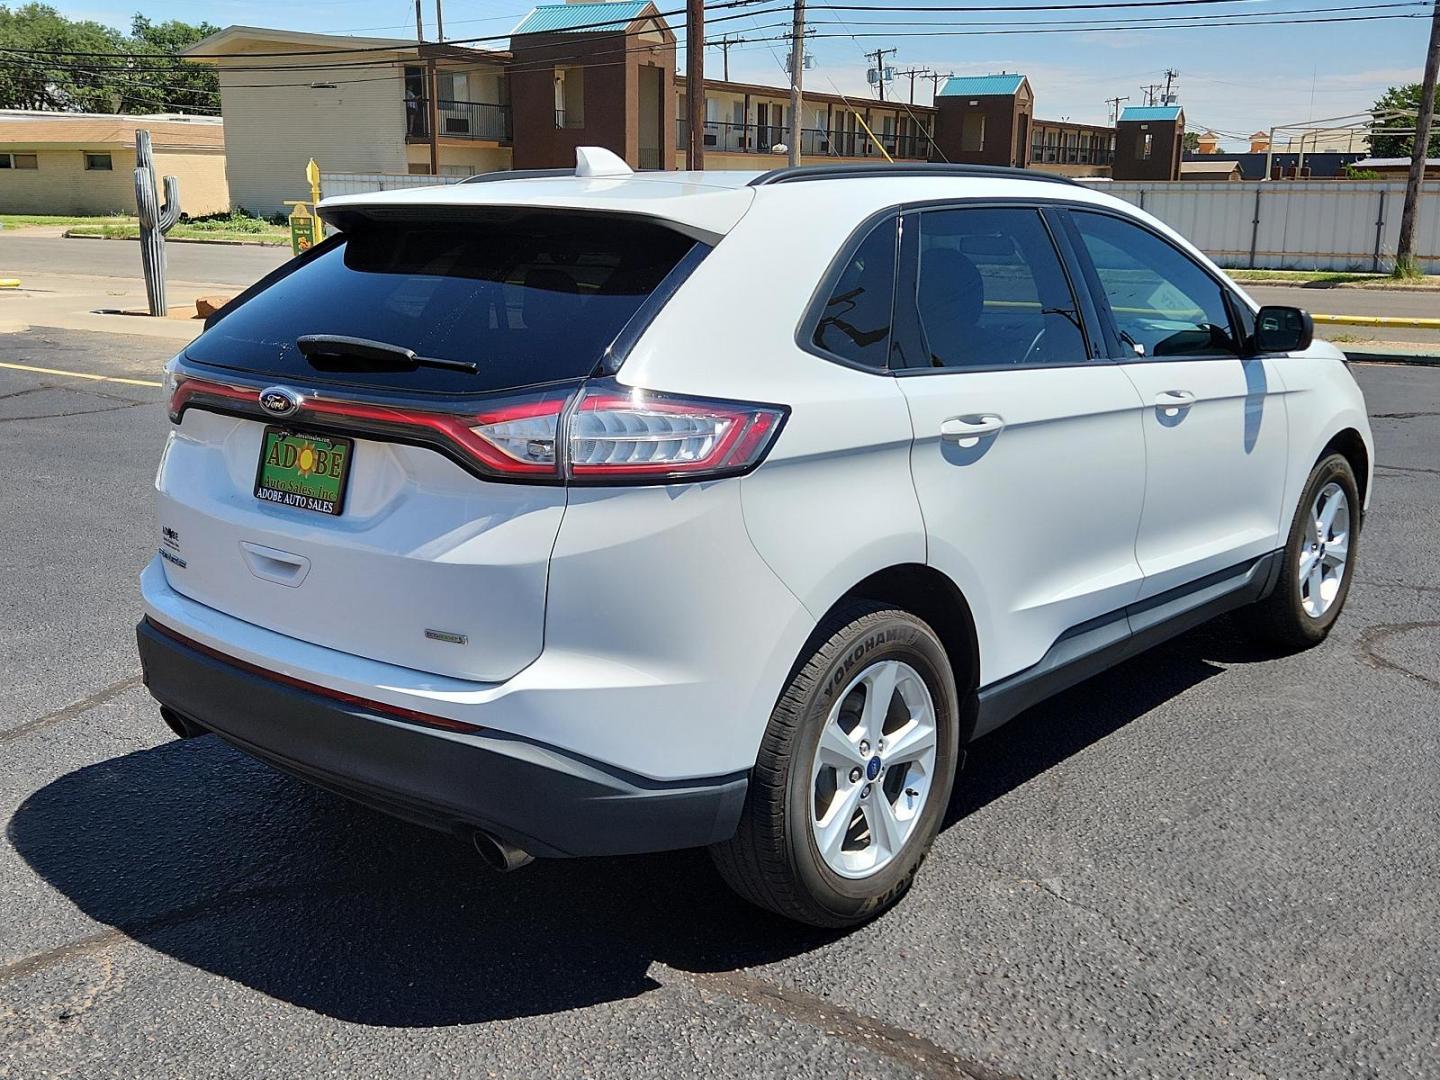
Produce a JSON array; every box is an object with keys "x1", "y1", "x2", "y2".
[
  {"x1": 568, "y1": 386, "x2": 785, "y2": 481},
  {"x1": 170, "y1": 371, "x2": 785, "y2": 485}
]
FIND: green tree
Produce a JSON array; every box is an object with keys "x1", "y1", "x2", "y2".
[
  {"x1": 1371, "y1": 83, "x2": 1440, "y2": 158},
  {"x1": 0, "y1": 4, "x2": 126, "y2": 111},
  {"x1": 121, "y1": 14, "x2": 219, "y2": 114},
  {"x1": 0, "y1": 6, "x2": 218, "y2": 113},
  {"x1": 1182, "y1": 131, "x2": 1201, "y2": 152}
]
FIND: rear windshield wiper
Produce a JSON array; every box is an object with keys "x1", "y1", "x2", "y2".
[{"x1": 296, "y1": 334, "x2": 478, "y2": 374}]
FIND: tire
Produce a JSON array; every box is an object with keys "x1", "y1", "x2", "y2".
[
  {"x1": 1248, "y1": 452, "x2": 1360, "y2": 651},
  {"x1": 711, "y1": 602, "x2": 961, "y2": 927}
]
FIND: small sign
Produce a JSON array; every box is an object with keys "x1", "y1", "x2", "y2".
[{"x1": 288, "y1": 202, "x2": 317, "y2": 256}]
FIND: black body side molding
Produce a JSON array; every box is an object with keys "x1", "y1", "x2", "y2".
[{"x1": 972, "y1": 551, "x2": 1283, "y2": 739}]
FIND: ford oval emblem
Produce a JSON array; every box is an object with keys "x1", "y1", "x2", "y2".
[{"x1": 258, "y1": 386, "x2": 300, "y2": 417}]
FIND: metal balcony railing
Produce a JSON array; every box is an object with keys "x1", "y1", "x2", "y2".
[
  {"x1": 677, "y1": 119, "x2": 932, "y2": 161},
  {"x1": 1030, "y1": 143, "x2": 1115, "y2": 166},
  {"x1": 407, "y1": 99, "x2": 510, "y2": 142},
  {"x1": 638, "y1": 146, "x2": 664, "y2": 171}
]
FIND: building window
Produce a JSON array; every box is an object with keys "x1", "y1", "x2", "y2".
[
  {"x1": 0, "y1": 153, "x2": 39, "y2": 170},
  {"x1": 1142, "y1": 133, "x2": 1153, "y2": 160},
  {"x1": 555, "y1": 65, "x2": 584, "y2": 129},
  {"x1": 84, "y1": 153, "x2": 113, "y2": 171},
  {"x1": 961, "y1": 112, "x2": 985, "y2": 152}
]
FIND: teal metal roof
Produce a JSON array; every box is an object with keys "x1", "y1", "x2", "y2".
[
  {"x1": 937, "y1": 74, "x2": 1026, "y2": 97},
  {"x1": 1119, "y1": 106, "x2": 1183, "y2": 122},
  {"x1": 513, "y1": 1, "x2": 654, "y2": 34}
]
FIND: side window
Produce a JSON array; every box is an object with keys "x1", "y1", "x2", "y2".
[
  {"x1": 811, "y1": 216, "x2": 896, "y2": 369},
  {"x1": 1071, "y1": 211, "x2": 1239, "y2": 359},
  {"x1": 909, "y1": 207, "x2": 1087, "y2": 369}
]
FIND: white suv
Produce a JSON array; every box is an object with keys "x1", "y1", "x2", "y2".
[{"x1": 137, "y1": 153, "x2": 1372, "y2": 927}]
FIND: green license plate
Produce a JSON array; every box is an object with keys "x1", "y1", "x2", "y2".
[{"x1": 254, "y1": 427, "x2": 353, "y2": 516}]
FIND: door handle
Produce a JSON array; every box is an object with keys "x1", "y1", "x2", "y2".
[
  {"x1": 940, "y1": 414, "x2": 1005, "y2": 441},
  {"x1": 1155, "y1": 390, "x2": 1196, "y2": 407}
]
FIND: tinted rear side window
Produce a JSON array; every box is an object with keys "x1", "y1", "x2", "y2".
[
  {"x1": 810, "y1": 215, "x2": 897, "y2": 369},
  {"x1": 187, "y1": 212, "x2": 699, "y2": 395}
]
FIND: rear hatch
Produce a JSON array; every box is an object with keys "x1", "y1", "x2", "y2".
[{"x1": 159, "y1": 207, "x2": 700, "y2": 682}]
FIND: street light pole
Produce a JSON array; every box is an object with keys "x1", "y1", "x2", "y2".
[{"x1": 1396, "y1": 1, "x2": 1440, "y2": 275}]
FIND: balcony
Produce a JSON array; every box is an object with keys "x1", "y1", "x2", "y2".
[
  {"x1": 407, "y1": 99, "x2": 510, "y2": 142},
  {"x1": 1030, "y1": 143, "x2": 1115, "y2": 166},
  {"x1": 677, "y1": 120, "x2": 932, "y2": 161}
]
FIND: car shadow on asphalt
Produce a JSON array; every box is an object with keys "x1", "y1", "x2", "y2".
[{"x1": 8, "y1": 618, "x2": 1261, "y2": 1028}]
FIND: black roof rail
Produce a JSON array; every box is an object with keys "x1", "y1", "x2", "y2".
[
  {"x1": 748, "y1": 163, "x2": 1081, "y2": 188},
  {"x1": 459, "y1": 168, "x2": 576, "y2": 184}
]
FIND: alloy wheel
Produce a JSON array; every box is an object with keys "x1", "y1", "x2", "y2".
[
  {"x1": 809, "y1": 659, "x2": 938, "y2": 879},
  {"x1": 1299, "y1": 481, "x2": 1350, "y2": 618}
]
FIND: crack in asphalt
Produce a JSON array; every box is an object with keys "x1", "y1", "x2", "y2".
[
  {"x1": 0, "y1": 400, "x2": 156, "y2": 424},
  {"x1": 0, "y1": 674, "x2": 143, "y2": 746},
  {"x1": 1356, "y1": 621, "x2": 1440, "y2": 689},
  {"x1": 668, "y1": 966, "x2": 1015, "y2": 1080},
  {"x1": 1375, "y1": 462, "x2": 1440, "y2": 476},
  {"x1": 1370, "y1": 411, "x2": 1440, "y2": 419}
]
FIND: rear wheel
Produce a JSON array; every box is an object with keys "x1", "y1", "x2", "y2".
[
  {"x1": 1248, "y1": 453, "x2": 1360, "y2": 650},
  {"x1": 711, "y1": 603, "x2": 960, "y2": 927}
]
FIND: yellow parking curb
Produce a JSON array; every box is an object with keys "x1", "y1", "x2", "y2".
[
  {"x1": 0, "y1": 278, "x2": 19, "y2": 289},
  {"x1": 1313, "y1": 313, "x2": 1440, "y2": 330},
  {"x1": 0, "y1": 360, "x2": 162, "y2": 387}
]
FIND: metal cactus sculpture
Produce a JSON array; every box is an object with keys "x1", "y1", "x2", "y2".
[{"x1": 134, "y1": 130, "x2": 181, "y2": 316}]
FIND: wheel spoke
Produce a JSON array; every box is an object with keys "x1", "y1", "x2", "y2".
[
  {"x1": 859, "y1": 660, "x2": 900, "y2": 741},
  {"x1": 1318, "y1": 490, "x2": 1343, "y2": 534},
  {"x1": 817, "y1": 720, "x2": 866, "y2": 769},
  {"x1": 1323, "y1": 535, "x2": 1349, "y2": 566},
  {"x1": 866, "y1": 793, "x2": 905, "y2": 859},
  {"x1": 882, "y1": 718, "x2": 936, "y2": 765},
  {"x1": 816, "y1": 783, "x2": 863, "y2": 861},
  {"x1": 1298, "y1": 549, "x2": 1320, "y2": 580},
  {"x1": 1307, "y1": 563, "x2": 1325, "y2": 604}
]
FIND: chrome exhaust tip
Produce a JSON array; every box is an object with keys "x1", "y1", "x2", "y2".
[{"x1": 471, "y1": 829, "x2": 534, "y2": 872}]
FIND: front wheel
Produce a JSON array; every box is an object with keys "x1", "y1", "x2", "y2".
[
  {"x1": 1248, "y1": 453, "x2": 1360, "y2": 650},
  {"x1": 711, "y1": 603, "x2": 961, "y2": 927}
]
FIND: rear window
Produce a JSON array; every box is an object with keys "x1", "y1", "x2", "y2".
[{"x1": 186, "y1": 211, "x2": 699, "y2": 395}]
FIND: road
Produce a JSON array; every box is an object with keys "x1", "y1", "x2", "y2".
[
  {"x1": 0, "y1": 232, "x2": 289, "y2": 287},
  {"x1": 2, "y1": 329, "x2": 1438, "y2": 1079},
  {"x1": 1246, "y1": 285, "x2": 1440, "y2": 348}
]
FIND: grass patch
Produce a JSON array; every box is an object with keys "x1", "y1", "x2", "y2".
[
  {"x1": 2, "y1": 213, "x2": 135, "y2": 228},
  {"x1": 65, "y1": 216, "x2": 288, "y2": 245},
  {"x1": 1226, "y1": 269, "x2": 1383, "y2": 285}
]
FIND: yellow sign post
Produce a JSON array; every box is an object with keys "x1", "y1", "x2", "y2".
[{"x1": 282, "y1": 159, "x2": 325, "y2": 257}]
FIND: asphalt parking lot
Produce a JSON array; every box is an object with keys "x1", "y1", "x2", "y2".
[{"x1": 2, "y1": 328, "x2": 1437, "y2": 1079}]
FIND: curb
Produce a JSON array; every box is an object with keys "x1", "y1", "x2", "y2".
[{"x1": 62, "y1": 231, "x2": 287, "y2": 248}]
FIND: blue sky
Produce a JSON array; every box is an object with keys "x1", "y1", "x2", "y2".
[{"x1": 67, "y1": 0, "x2": 1429, "y2": 145}]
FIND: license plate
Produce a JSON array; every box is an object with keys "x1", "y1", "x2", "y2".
[{"x1": 254, "y1": 427, "x2": 353, "y2": 516}]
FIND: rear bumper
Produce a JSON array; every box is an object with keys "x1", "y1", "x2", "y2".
[{"x1": 135, "y1": 618, "x2": 747, "y2": 858}]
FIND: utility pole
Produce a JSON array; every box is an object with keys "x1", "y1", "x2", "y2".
[
  {"x1": 1396, "y1": 1, "x2": 1440, "y2": 275},
  {"x1": 866, "y1": 47, "x2": 897, "y2": 102},
  {"x1": 923, "y1": 70, "x2": 954, "y2": 103},
  {"x1": 894, "y1": 66, "x2": 930, "y2": 106},
  {"x1": 708, "y1": 34, "x2": 746, "y2": 82},
  {"x1": 414, "y1": 0, "x2": 439, "y2": 176},
  {"x1": 686, "y1": 0, "x2": 705, "y2": 169},
  {"x1": 787, "y1": 0, "x2": 806, "y2": 167},
  {"x1": 1140, "y1": 83, "x2": 1164, "y2": 107},
  {"x1": 1106, "y1": 95, "x2": 1129, "y2": 125},
  {"x1": 435, "y1": 0, "x2": 445, "y2": 42},
  {"x1": 1162, "y1": 67, "x2": 1178, "y2": 103}
]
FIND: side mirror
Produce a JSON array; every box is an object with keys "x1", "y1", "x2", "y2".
[{"x1": 1254, "y1": 305, "x2": 1314, "y2": 353}]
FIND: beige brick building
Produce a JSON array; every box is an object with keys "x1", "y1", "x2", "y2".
[{"x1": 0, "y1": 112, "x2": 228, "y2": 217}]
